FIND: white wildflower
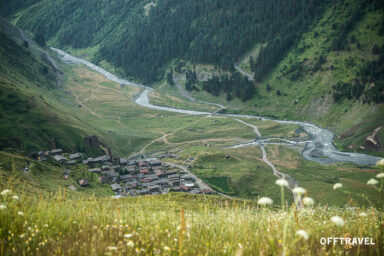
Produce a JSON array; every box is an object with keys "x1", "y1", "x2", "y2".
[
  {"x1": 331, "y1": 216, "x2": 344, "y2": 226},
  {"x1": 302, "y1": 197, "x2": 315, "y2": 206},
  {"x1": 126, "y1": 240, "x2": 134, "y2": 247},
  {"x1": 124, "y1": 234, "x2": 133, "y2": 238},
  {"x1": 296, "y1": 230, "x2": 309, "y2": 240},
  {"x1": 0, "y1": 204, "x2": 6, "y2": 210},
  {"x1": 275, "y1": 179, "x2": 289, "y2": 187},
  {"x1": 17, "y1": 211, "x2": 24, "y2": 216},
  {"x1": 376, "y1": 159, "x2": 384, "y2": 167},
  {"x1": 367, "y1": 178, "x2": 378, "y2": 185},
  {"x1": 12, "y1": 195, "x2": 19, "y2": 200},
  {"x1": 376, "y1": 173, "x2": 384, "y2": 179},
  {"x1": 359, "y1": 212, "x2": 367, "y2": 217},
  {"x1": 1, "y1": 189, "x2": 12, "y2": 196},
  {"x1": 257, "y1": 197, "x2": 273, "y2": 206},
  {"x1": 292, "y1": 187, "x2": 306, "y2": 195},
  {"x1": 333, "y1": 183, "x2": 343, "y2": 190}
]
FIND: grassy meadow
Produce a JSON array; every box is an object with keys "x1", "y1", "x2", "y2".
[{"x1": 0, "y1": 158, "x2": 384, "y2": 255}]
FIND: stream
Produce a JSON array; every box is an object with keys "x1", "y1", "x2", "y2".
[
  {"x1": 52, "y1": 48, "x2": 381, "y2": 202},
  {"x1": 52, "y1": 48, "x2": 380, "y2": 166}
]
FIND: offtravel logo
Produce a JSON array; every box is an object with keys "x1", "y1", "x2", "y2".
[{"x1": 320, "y1": 236, "x2": 375, "y2": 249}]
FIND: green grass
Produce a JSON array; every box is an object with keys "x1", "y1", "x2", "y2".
[
  {"x1": 0, "y1": 155, "x2": 383, "y2": 255},
  {"x1": 265, "y1": 145, "x2": 382, "y2": 207}
]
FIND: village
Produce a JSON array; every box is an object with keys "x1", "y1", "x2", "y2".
[{"x1": 32, "y1": 139, "x2": 214, "y2": 197}]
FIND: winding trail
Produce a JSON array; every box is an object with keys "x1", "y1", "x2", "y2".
[
  {"x1": 173, "y1": 73, "x2": 226, "y2": 111},
  {"x1": 232, "y1": 118, "x2": 300, "y2": 205},
  {"x1": 71, "y1": 90, "x2": 102, "y2": 118},
  {"x1": 234, "y1": 64, "x2": 254, "y2": 81}
]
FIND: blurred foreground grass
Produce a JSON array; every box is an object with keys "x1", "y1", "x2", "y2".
[{"x1": 0, "y1": 184, "x2": 383, "y2": 255}]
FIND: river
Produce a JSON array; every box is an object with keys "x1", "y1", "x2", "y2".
[{"x1": 52, "y1": 48, "x2": 381, "y2": 166}]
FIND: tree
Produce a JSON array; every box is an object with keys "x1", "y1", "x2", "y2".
[
  {"x1": 226, "y1": 91, "x2": 233, "y2": 101},
  {"x1": 35, "y1": 33, "x2": 45, "y2": 47},
  {"x1": 167, "y1": 70, "x2": 174, "y2": 85}
]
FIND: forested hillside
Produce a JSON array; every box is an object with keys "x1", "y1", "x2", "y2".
[
  {"x1": 0, "y1": 20, "x2": 103, "y2": 154},
  {"x1": 11, "y1": 0, "x2": 327, "y2": 82}
]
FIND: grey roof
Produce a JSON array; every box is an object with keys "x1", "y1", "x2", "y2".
[
  {"x1": 119, "y1": 158, "x2": 128, "y2": 164},
  {"x1": 69, "y1": 153, "x2": 82, "y2": 159},
  {"x1": 50, "y1": 149, "x2": 63, "y2": 154},
  {"x1": 153, "y1": 179, "x2": 170, "y2": 185},
  {"x1": 87, "y1": 155, "x2": 111, "y2": 163},
  {"x1": 135, "y1": 189, "x2": 149, "y2": 194},
  {"x1": 120, "y1": 174, "x2": 133, "y2": 180},
  {"x1": 103, "y1": 171, "x2": 119, "y2": 177},
  {"x1": 168, "y1": 174, "x2": 179, "y2": 180},
  {"x1": 111, "y1": 184, "x2": 122, "y2": 191},
  {"x1": 53, "y1": 155, "x2": 66, "y2": 162},
  {"x1": 88, "y1": 168, "x2": 101, "y2": 173},
  {"x1": 181, "y1": 174, "x2": 195, "y2": 180}
]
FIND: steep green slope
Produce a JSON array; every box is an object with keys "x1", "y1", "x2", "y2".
[
  {"x1": 0, "y1": 21, "x2": 103, "y2": 154},
  {"x1": 167, "y1": 0, "x2": 384, "y2": 155},
  {"x1": 249, "y1": 0, "x2": 384, "y2": 155}
]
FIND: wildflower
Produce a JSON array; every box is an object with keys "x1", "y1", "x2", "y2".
[
  {"x1": 1, "y1": 189, "x2": 12, "y2": 196},
  {"x1": 17, "y1": 211, "x2": 24, "y2": 216},
  {"x1": 331, "y1": 216, "x2": 344, "y2": 226},
  {"x1": 303, "y1": 197, "x2": 315, "y2": 206},
  {"x1": 163, "y1": 246, "x2": 170, "y2": 251},
  {"x1": 367, "y1": 178, "x2": 378, "y2": 185},
  {"x1": 296, "y1": 230, "x2": 309, "y2": 240},
  {"x1": 359, "y1": 212, "x2": 367, "y2": 217},
  {"x1": 333, "y1": 183, "x2": 343, "y2": 190},
  {"x1": 275, "y1": 179, "x2": 289, "y2": 187},
  {"x1": 127, "y1": 240, "x2": 134, "y2": 247},
  {"x1": 292, "y1": 187, "x2": 306, "y2": 195},
  {"x1": 0, "y1": 204, "x2": 6, "y2": 210},
  {"x1": 12, "y1": 195, "x2": 19, "y2": 200},
  {"x1": 107, "y1": 246, "x2": 117, "y2": 250},
  {"x1": 376, "y1": 173, "x2": 384, "y2": 179},
  {"x1": 376, "y1": 159, "x2": 384, "y2": 167},
  {"x1": 124, "y1": 234, "x2": 133, "y2": 238},
  {"x1": 257, "y1": 197, "x2": 273, "y2": 206}
]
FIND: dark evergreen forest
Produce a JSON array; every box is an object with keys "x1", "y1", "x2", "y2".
[{"x1": 13, "y1": 0, "x2": 326, "y2": 82}]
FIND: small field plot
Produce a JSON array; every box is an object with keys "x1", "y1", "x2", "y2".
[
  {"x1": 265, "y1": 145, "x2": 381, "y2": 207},
  {"x1": 167, "y1": 116, "x2": 256, "y2": 143},
  {"x1": 178, "y1": 146, "x2": 293, "y2": 203}
]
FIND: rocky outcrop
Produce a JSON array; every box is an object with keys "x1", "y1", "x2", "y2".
[{"x1": 366, "y1": 126, "x2": 382, "y2": 148}]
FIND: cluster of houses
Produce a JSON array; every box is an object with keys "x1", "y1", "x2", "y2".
[{"x1": 34, "y1": 148, "x2": 214, "y2": 197}]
